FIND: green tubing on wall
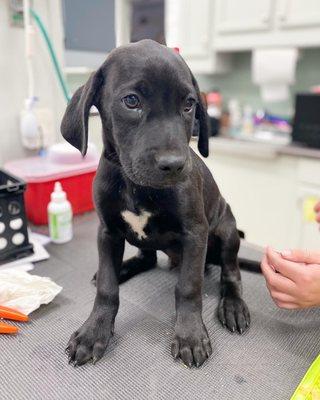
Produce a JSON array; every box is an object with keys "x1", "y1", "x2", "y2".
[{"x1": 30, "y1": 8, "x2": 71, "y2": 103}]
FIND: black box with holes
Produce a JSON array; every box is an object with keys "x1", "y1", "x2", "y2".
[{"x1": 0, "y1": 169, "x2": 33, "y2": 264}]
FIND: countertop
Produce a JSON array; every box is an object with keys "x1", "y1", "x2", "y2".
[
  {"x1": 191, "y1": 136, "x2": 320, "y2": 161},
  {"x1": 1, "y1": 212, "x2": 319, "y2": 400}
]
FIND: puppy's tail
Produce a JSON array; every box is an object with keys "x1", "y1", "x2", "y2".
[
  {"x1": 238, "y1": 230, "x2": 262, "y2": 273},
  {"x1": 239, "y1": 258, "x2": 261, "y2": 273}
]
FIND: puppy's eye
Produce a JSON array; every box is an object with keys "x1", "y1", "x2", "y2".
[
  {"x1": 184, "y1": 98, "x2": 196, "y2": 113},
  {"x1": 122, "y1": 94, "x2": 140, "y2": 109}
]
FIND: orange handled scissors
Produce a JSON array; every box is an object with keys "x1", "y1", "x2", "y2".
[{"x1": 0, "y1": 305, "x2": 29, "y2": 334}]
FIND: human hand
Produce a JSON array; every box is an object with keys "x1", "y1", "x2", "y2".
[
  {"x1": 314, "y1": 201, "x2": 320, "y2": 224},
  {"x1": 261, "y1": 247, "x2": 320, "y2": 309}
]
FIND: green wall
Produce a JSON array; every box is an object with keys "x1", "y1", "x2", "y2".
[{"x1": 196, "y1": 48, "x2": 320, "y2": 118}]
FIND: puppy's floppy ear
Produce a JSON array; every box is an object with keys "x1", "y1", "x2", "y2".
[
  {"x1": 190, "y1": 72, "x2": 209, "y2": 158},
  {"x1": 60, "y1": 69, "x2": 103, "y2": 156}
]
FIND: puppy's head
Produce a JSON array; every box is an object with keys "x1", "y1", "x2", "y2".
[{"x1": 61, "y1": 39, "x2": 208, "y2": 188}]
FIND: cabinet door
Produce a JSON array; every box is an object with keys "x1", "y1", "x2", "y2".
[
  {"x1": 297, "y1": 159, "x2": 320, "y2": 250},
  {"x1": 180, "y1": 0, "x2": 212, "y2": 57},
  {"x1": 165, "y1": 0, "x2": 212, "y2": 58},
  {"x1": 216, "y1": 0, "x2": 274, "y2": 33},
  {"x1": 297, "y1": 188, "x2": 320, "y2": 250},
  {"x1": 277, "y1": 0, "x2": 320, "y2": 28},
  {"x1": 190, "y1": 140, "x2": 300, "y2": 249}
]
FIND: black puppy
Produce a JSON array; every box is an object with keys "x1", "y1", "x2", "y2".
[{"x1": 62, "y1": 39, "x2": 250, "y2": 368}]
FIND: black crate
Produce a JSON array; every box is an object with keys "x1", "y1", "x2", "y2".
[{"x1": 0, "y1": 169, "x2": 33, "y2": 264}]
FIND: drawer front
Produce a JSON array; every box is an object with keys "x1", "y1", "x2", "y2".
[{"x1": 298, "y1": 159, "x2": 320, "y2": 186}]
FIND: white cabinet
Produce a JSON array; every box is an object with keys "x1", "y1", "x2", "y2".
[
  {"x1": 165, "y1": 0, "x2": 231, "y2": 74},
  {"x1": 202, "y1": 144, "x2": 300, "y2": 250},
  {"x1": 216, "y1": 0, "x2": 273, "y2": 33},
  {"x1": 190, "y1": 138, "x2": 320, "y2": 250},
  {"x1": 297, "y1": 186, "x2": 320, "y2": 251},
  {"x1": 171, "y1": 0, "x2": 212, "y2": 58},
  {"x1": 277, "y1": 0, "x2": 320, "y2": 29},
  {"x1": 165, "y1": 0, "x2": 320, "y2": 68},
  {"x1": 296, "y1": 159, "x2": 320, "y2": 250},
  {"x1": 214, "y1": 0, "x2": 320, "y2": 50}
]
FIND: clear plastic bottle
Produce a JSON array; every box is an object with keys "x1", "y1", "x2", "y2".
[
  {"x1": 228, "y1": 99, "x2": 242, "y2": 137},
  {"x1": 242, "y1": 105, "x2": 254, "y2": 135},
  {"x1": 48, "y1": 182, "x2": 73, "y2": 244}
]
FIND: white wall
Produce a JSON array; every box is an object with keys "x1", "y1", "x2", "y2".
[{"x1": 0, "y1": 0, "x2": 66, "y2": 166}]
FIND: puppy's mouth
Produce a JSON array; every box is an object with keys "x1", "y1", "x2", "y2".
[{"x1": 121, "y1": 160, "x2": 190, "y2": 189}]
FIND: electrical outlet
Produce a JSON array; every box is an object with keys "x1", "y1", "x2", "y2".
[
  {"x1": 8, "y1": 0, "x2": 33, "y2": 28},
  {"x1": 34, "y1": 108, "x2": 56, "y2": 148}
]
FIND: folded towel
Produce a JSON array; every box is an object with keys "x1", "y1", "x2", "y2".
[{"x1": 0, "y1": 270, "x2": 62, "y2": 315}]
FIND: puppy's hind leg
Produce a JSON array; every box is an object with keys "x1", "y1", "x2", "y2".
[
  {"x1": 214, "y1": 205, "x2": 250, "y2": 334},
  {"x1": 205, "y1": 234, "x2": 221, "y2": 270},
  {"x1": 92, "y1": 249, "x2": 157, "y2": 285},
  {"x1": 119, "y1": 249, "x2": 157, "y2": 283}
]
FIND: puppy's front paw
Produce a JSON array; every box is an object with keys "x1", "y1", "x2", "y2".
[
  {"x1": 171, "y1": 322, "x2": 212, "y2": 368},
  {"x1": 66, "y1": 318, "x2": 114, "y2": 367},
  {"x1": 218, "y1": 296, "x2": 250, "y2": 334}
]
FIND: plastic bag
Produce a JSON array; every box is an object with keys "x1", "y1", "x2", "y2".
[{"x1": 0, "y1": 270, "x2": 62, "y2": 315}]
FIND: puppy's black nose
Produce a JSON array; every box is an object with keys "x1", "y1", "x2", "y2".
[{"x1": 156, "y1": 153, "x2": 186, "y2": 174}]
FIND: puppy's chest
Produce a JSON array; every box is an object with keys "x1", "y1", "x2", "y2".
[
  {"x1": 120, "y1": 206, "x2": 182, "y2": 247},
  {"x1": 121, "y1": 209, "x2": 151, "y2": 241}
]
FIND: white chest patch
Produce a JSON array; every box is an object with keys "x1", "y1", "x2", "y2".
[{"x1": 121, "y1": 209, "x2": 152, "y2": 240}]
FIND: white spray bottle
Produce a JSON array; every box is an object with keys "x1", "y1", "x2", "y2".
[{"x1": 48, "y1": 182, "x2": 73, "y2": 243}]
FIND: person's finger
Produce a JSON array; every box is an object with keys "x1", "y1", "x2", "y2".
[
  {"x1": 281, "y1": 248, "x2": 320, "y2": 264},
  {"x1": 314, "y1": 201, "x2": 320, "y2": 212},
  {"x1": 261, "y1": 255, "x2": 296, "y2": 294},
  {"x1": 267, "y1": 247, "x2": 303, "y2": 281},
  {"x1": 274, "y1": 301, "x2": 299, "y2": 310},
  {"x1": 261, "y1": 254, "x2": 274, "y2": 278},
  {"x1": 269, "y1": 291, "x2": 296, "y2": 304}
]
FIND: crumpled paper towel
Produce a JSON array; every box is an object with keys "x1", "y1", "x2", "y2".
[{"x1": 0, "y1": 270, "x2": 62, "y2": 315}]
